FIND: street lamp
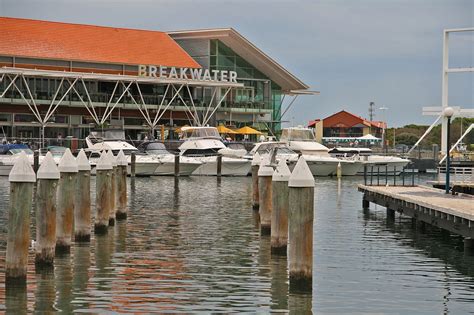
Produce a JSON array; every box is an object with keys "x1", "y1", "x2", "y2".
[
  {"x1": 379, "y1": 107, "x2": 388, "y2": 152},
  {"x1": 443, "y1": 106, "x2": 455, "y2": 194}
]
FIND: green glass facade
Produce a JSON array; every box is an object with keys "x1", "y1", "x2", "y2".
[{"x1": 209, "y1": 40, "x2": 282, "y2": 131}]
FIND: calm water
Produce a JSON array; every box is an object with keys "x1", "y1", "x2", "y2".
[{"x1": 0, "y1": 174, "x2": 473, "y2": 313}]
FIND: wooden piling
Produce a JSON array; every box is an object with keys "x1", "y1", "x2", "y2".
[
  {"x1": 116, "y1": 150, "x2": 128, "y2": 220},
  {"x1": 251, "y1": 152, "x2": 261, "y2": 210},
  {"x1": 258, "y1": 155, "x2": 273, "y2": 235},
  {"x1": 216, "y1": 154, "x2": 222, "y2": 177},
  {"x1": 130, "y1": 152, "x2": 136, "y2": 177},
  {"x1": 35, "y1": 152, "x2": 60, "y2": 267},
  {"x1": 336, "y1": 162, "x2": 342, "y2": 179},
  {"x1": 6, "y1": 151, "x2": 35, "y2": 282},
  {"x1": 107, "y1": 150, "x2": 117, "y2": 226},
  {"x1": 174, "y1": 154, "x2": 180, "y2": 177},
  {"x1": 74, "y1": 149, "x2": 91, "y2": 242},
  {"x1": 288, "y1": 156, "x2": 315, "y2": 291},
  {"x1": 95, "y1": 151, "x2": 112, "y2": 234},
  {"x1": 56, "y1": 148, "x2": 78, "y2": 253},
  {"x1": 33, "y1": 150, "x2": 40, "y2": 173},
  {"x1": 464, "y1": 238, "x2": 474, "y2": 253},
  {"x1": 271, "y1": 159, "x2": 291, "y2": 255}
]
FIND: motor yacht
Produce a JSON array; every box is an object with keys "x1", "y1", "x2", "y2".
[
  {"x1": 178, "y1": 127, "x2": 251, "y2": 176},
  {"x1": 328, "y1": 147, "x2": 410, "y2": 175},
  {"x1": 137, "y1": 141, "x2": 201, "y2": 176},
  {"x1": 0, "y1": 144, "x2": 41, "y2": 176},
  {"x1": 280, "y1": 127, "x2": 363, "y2": 176},
  {"x1": 85, "y1": 131, "x2": 159, "y2": 176}
]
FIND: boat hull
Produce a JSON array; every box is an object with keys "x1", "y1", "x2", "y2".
[{"x1": 191, "y1": 156, "x2": 251, "y2": 176}]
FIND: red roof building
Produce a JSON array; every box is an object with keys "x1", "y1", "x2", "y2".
[{"x1": 309, "y1": 110, "x2": 386, "y2": 139}]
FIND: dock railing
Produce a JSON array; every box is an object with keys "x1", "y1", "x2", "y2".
[
  {"x1": 437, "y1": 166, "x2": 474, "y2": 183},
  {"x1": 363, "y1": 162, "x2": 416, "y2": 187}
]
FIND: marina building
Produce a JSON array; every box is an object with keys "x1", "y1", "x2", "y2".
[
  {"x1": 0, "y1": 17, "x2": 311, "y2": 145},
  {"x1": 309, "y1": 110, "x2": 386, "y2": 146}
]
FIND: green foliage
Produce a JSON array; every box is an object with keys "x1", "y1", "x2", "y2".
[{"x1": 385, "y1": 117, "x2": 474, "y2": 147}]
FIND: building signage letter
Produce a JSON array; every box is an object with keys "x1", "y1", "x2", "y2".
[{"x1": 139, "y1": 65, "x2": 238, "y2": 83}]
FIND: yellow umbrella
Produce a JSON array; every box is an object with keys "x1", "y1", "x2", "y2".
[
  {"x1": 216, "y1": 125, "x2": 237, "y2": 134},
  {"x1": 234, "y1": 126, "x2": 263, "y2": 135},
  {"x1": 174, "y1": 125, "x2": 189, "y2": 133}
]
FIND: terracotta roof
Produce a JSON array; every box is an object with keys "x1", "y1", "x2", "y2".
[{"x1": 0, "y1": 17, "x2": 200, "y2": 68}]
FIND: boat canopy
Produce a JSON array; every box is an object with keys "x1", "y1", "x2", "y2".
[
  {"x1": 0, "y1": 144, "x2": 30, "y2": 154},
  {"x1": 281, "y1": 128, "x2": 315, "y2": 141}
]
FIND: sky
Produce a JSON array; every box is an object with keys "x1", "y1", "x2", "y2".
[{"x1": 1, "y1": 0, "x2": 473, "y2": 127}]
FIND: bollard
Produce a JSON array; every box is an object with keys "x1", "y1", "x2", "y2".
[
  {"x1": 74, "y1": 149, "x2": 91, "y2": 242},
  {"x1": 106, "y1": 150, "x2": 117, "y2": 226},
  {"x1": 336, "y1": 162, "x2": 342, "y2": 179},
  {"x1": 130, "y1": 152, "x2": 136, "y2": 177},
  {"x1": 258, "y1": 155, "x2": 273, "y2": 235},
  {"x1": 216, "y1": 154, "x2": 222, "y2": 177},
  {"x1": 116, "y1": 150, "x2": 128, "y2": 220},
  {"x1": 174, "y1": 154, "x2": 180, "y2": 177},
  {"x1": 56, "y1": 148, "x2": 78, "y2": 253},
  {"x1": 95, "y1": 151, "x2": 112, "y2": 234},
  {"x1": 6, "y1": 152, "x2": 35, "y2": 282},
  {"x1": 271, "y1": 159, "x2": 291, "y2": 255},
  {"x1": 35, "y1": 152, "x2": 60, "y2": 267},
  {"x1": 288, "y1": 156, "x2": 315, "y2": 291},
  {"x1": 251, "y1": 152, "x2": 261, "y2": 211}
]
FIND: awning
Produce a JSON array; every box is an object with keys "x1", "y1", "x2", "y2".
[{"x1": 234, "y1": 126, "x2": 262, "y2": 135}]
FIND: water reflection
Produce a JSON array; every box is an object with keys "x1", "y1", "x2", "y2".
[
  {"x1": 0, "y1": 175, "x2": 472, "y2": 313},
  {"x1": 5, "y1": 281, "x2": 27, "y2": 315},
  {"x1": 34, "y1": 269, "x2": 55, "y2": 314}
]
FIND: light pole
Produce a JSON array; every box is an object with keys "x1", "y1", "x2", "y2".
[
  {"x1": 379, "y1": 107, "x2": 388, "y2": 152},
  {"x1": 443, "y1": 106, "x2": 454, "y2": 194}
]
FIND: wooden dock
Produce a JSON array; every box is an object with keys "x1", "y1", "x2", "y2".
[{"x1": 358, "y1": 185, "x2": 474, "y2": 242}]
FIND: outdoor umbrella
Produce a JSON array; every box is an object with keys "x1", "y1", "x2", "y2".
[
  {"x1": 216, "y1": 125, "x2": 237, "y2": 134},
  {"x1": 234, "y1": 126, "x2": 263, "y2": 135}
]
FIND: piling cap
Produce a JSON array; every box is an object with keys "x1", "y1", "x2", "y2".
[
  {"x1": 106, "y1": 150, "x2": 117, "y2": 167},
  {"x1": 288, "y1": 156, "x2": 315, "y2": 188},
  {"x1": 251, "y1": 152, "x2": 261, "y2": 166},
  {"x1": 272, "y1": 159, "x2": 291, "y2": 182},
  {"x1": 96, "y1": 150, "x2": 113, "y2": 170},
  {"x1": 116, "y1": 150, "x2": 128, "y2": 166},
  {"x1": 37, "y1": 152, "x2": 60, "y2": 179},
  {"x1": 58, "y1": 148, "x2": 78, "y2": 173},
  {"x1": 76, "y1": 149, "x2": 91, "y2": 171},
  {"x1": 9, "y1": 151, "x2": 36, "y2": 183},
  {"x1": 258, "y1": 155, "x2": 274, "y2": 176}
]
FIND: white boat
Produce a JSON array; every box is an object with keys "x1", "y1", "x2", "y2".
[
  {"x1": 280, "y1": 127, "x2": 363, "y2": 176},
  {"x1": 328, "y1": 147, "x2": 410, "y2": 175},
  {"x1": 85, "y1": 131, "x2": 159, "y2": 176},
  {"x1": 247, "y1": 141, "x2": 299, "y2": 164},
  {"x1": 0, "y1": 144, "x2": 41, "y2": 176},
  {"x1": 178, "y1": 127, "x2": 251, "y2": 176},
  {"x1": 137, "y1": 141, "x2": 202, "y2": 176}
]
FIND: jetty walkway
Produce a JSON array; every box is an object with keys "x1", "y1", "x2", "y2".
[{"x1": 358, "y1": 185, "x2": 474, "y2": 245}]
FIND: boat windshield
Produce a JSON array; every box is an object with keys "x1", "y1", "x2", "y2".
[
  {"x1": 144, "y1": 142, "x2": 169, "y2": 155},
  {"x1": 256, "y1": 143, "x2": 292, "y2": 155},
  {"x1": 9, "y1": 148, "x2": 34, "y2": 155},
  {"x1": 182, "y1": 128, "x2": 220, "y2": 139},
  {"x1": 281, "y1": 129, "x2": 315, "y2": 141}
]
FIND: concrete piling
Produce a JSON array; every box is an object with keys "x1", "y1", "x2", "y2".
[
  {"x1": 6, "y1": 152, "x2": 36, "y2": 282},
  {"x1": 95, "y1": 151, "x2": 112, "y2": 234},
  {"x1": 74, "y1": 149, "x2": 92, "y2": 242},
  {"x1": 251, "y1": 152, "x2": 261, "y2": 211},
  {"x1": 271, "y1": 159, "x2": 291, "y2": 255},
  {"x1": 116, "y1": 150, "x2": 128, "y2": 220},
  {"x1": 336, "y1": 162, "x2": 342, "y2": 179},
  {"x1": 258, "y1": 155, "x2": 274, "y2": 235},
  {"x1": 106, "y1": 150, "x2": 117, "y2": 226},
  {"x1": 35, "y1": 152, "x2": 60, "y2": 267},
  {"x1": 288, "y1": 156, "x2": 315, "y2": 291},
  {"x1": 56, "y1": 148, "x2": 78, "y2": 253}
]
